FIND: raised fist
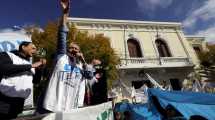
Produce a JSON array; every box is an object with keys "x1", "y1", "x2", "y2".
[{"x1": 60, "y1": 0, "x2": 70, "y2": 13}]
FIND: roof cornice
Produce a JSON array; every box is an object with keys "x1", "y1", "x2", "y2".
[{"x1": 68, "y1": 17, "x2": 182, "y2": 28}]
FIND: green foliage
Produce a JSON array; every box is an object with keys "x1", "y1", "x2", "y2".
[
  {"x1": 67, "y1": 24, "x2": 120, "y2": 88},
  {"x1": 31, "y1": 22, "x2": 58, "y2": 67},
  {"x1": 198, "y1": 44, "x2": 215, "y2": 67},
  {"x1": 31, "y1": 22, "x2": 120, "y2": 89}
]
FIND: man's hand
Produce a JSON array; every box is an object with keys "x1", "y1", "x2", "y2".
[
  {"x1": 60, "y1": 0, "x2": 70, "y2": 25},
  {"x1": 76, "y1": 52, "x2": 87, "y2": 64},
  {"x1": 32, "y1": 59, "x2": 46, "y2": 68},
  {"x1": 76, "y1": 52, "x2": 83, "y2": 58},
  {"x1": 60, "y1": 0, "x2": 70, "y2": 14},
  {"x1": 92, "y1": 59, "x2": 101, "y2": 65}
]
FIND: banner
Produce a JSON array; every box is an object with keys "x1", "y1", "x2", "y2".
[
  {"x1": 0, "y1": 30, "x2": 31, "y2": 52},
  {"x1": 42, "y1": 101, "x2": 114, "y2": 120}
]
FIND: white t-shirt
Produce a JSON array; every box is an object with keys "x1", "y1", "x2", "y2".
[{"x1": 43, "y1": 55, "x2": 84, "y2": 112}]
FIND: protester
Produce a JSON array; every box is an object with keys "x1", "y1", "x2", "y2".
[
  {"x1": 90, "y1": 64, "x2": 107, "y2": 105},
  {"x1": 43, "y1": 0, "x2": 99, "y2": 112},
  {"x1": 84, "y1": 59, "x2": 103, "y2": 105},
  {"x1": 0, "y1": 41, "x2": 46, "y2": 119}
]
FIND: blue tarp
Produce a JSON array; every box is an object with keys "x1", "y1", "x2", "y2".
[
  {"x1": 114, "y1": 89, "x2": 215, "y2": 120},
  {"x1": 114, "y1": 102, "x2": 161, "y2": 120},
  {"x1": 148, "y1": 89, "x2": 215, "y2": 120}
]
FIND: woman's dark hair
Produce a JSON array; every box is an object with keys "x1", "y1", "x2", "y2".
[{"x1": 19, "y1": 41, "x2": 32, "y2": 52}]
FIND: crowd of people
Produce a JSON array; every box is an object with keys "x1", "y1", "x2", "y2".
[{"x1": 0, "y1": 0, "x2": 105, "y2": 119}]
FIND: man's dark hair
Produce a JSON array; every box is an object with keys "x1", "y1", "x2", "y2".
[{"x1": 19, "y1": 41, "x2": 32, "y2": 52}]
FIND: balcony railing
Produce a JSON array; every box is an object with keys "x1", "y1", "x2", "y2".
[
  {"x1": 119, "y1": 57, "x2": 193, "y2": 68},
  {"x1": 120, "y1": 57, "x2": 158, "y2": 64},
  {"x1": 160, "y1": 57, "x2": 191, "y2": 64}
]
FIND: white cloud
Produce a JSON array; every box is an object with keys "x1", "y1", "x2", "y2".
[
  {"x1": 183, "y1": 0, "x2": 215, "y2": 42},
  {"x1": 195, "y1": 24, "x2": 215, "y2": 43},
  {"x1": 136, "y1": 0, "x2": 173, "y2": 11},
  {"x1": 183, "y1": 0, "x2": 215, "y2": 28}
]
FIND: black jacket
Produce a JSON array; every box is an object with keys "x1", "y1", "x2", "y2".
[
  {"x1": 0, "y1": 51, "x2": 38, "y2": 118},
  {"x1": 0, "y1": 51, "x2": 43, "y2": 84}
]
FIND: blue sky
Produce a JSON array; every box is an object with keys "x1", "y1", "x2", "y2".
[{"x1": 0, "y1": 0, "x2": 214, "y2": 42}]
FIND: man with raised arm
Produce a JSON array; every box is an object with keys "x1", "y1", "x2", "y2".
[{"x1": 43, "y1": 0, "x2": 98, "y2": 112}]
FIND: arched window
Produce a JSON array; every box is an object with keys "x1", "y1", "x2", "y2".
[
  {"x1": 193, "y1": 46, "x2": 201, "y2": 53},
  {"x1": 127, "y1": 39, "x2": 142, "y2": 57},
  {"x1": 155, "y1": 39, "x2": 172, "y2": 57}
]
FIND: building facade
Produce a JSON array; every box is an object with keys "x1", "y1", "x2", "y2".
[
  {"x1": 69, "y1": 17, "x2": 200, "y2": 90},
  {"x1": 186, "y1": 36, "x2": 207, "y2": 65}
]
